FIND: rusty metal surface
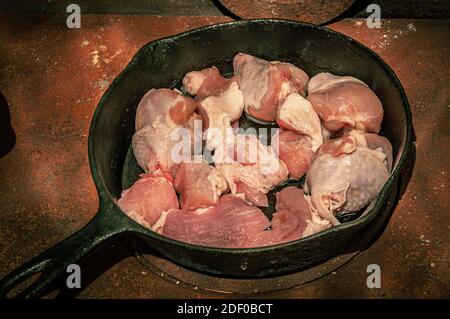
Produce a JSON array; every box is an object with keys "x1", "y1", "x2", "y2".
[
  {"x1": 218, "y1": 0, "x2": 355, "y2": 24},
  {"x1": 0, "y1": 15, "x2": 448, "y2": 298}
]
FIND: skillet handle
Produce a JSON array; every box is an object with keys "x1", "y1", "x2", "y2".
[{"x1": 0, "y1": 202, "x2": 128, "y2": 299}]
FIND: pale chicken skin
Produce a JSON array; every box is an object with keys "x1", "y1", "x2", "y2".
[
  {"x1": 132, "y1": 88, "x2": 197, "y2": 175},
  {"x1": 233, "y1": 53, "x2": 309, "y2": 122},
  {"x1": 276, "y1": 92, "x2": 323, "y2": 152},
  {"x1": 272, "y1": 186, "x2": 331, "y2": 241},
  {"x1": 197, "y1": 81, "x2": 244, "y2": 150},
  {"x1": 305, "y1": 130, "x2": 392, "y2": 225},
  {"x1": 118, "y1": 173, "x2": 179, "y2": 227},
  {"x1": 135, "y1": 88, "x2": 196, "y2": 131},
  {"x1": 182, "y1": 66, "x2": 234, "y2": 99},
  {"x1": 307, "y1": 72, "x2": 384, "y2": 133}
]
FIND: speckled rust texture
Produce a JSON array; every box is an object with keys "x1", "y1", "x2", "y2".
[
  {"x1": 0, "y1": 16, "x2": 448, "y2": 298},
  {"x1": 218, "y1": 0, "x2": 355, "y2": 24}
]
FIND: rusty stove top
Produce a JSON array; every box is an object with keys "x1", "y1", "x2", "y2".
[{"x1": 0, "y1": 14, "x2": 448, "y2": 298}]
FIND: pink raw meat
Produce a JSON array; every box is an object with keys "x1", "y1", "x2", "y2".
[
  {"x1": 174, "y1": 162, "x2": 228, "y2": 210},
  {"x1": 235, "y1": 181, "x2": 269, "y2": 207},
  {"x1": 248, "y1": 186, "x2": 315, "y2": 246},
  {"x1": 162, "y1": 194, "x2": 271, "y2": 248},
  {"x1": 233, "y1": 53, "x2": 309, "y2": 122},
  {"x1": 135, "y1": 88, "x2": 196, "y2": 130},
  {"x1": 118, "y1": 173, "x2": 179, "y2": 227},
  {"x1": 272, "y1": 129, "x2": 315, "y2": 179},
  {"x1": 307, "y1": 73, "x2": 383, "y2": 133},
  {"x1": 182, "y1": 66, "x2": 234, "y2": 98}
]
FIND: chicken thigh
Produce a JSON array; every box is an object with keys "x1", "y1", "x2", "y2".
[
  {"x1": 118, "y1": 173, "x2": 179, "y2": 227},
  {"x1": 272, "y1": 129, "x2": 315, "y2": 179},
  {"x1": 307, "y1": 72, "x2": 384, "y2": 133},
  {"x1": 197, "y1": 80, "x2": 244, "y2": 150},
  {"x1": 276, "y1": 92, "x2": 323, "y2": 152},
  {"x1": 135, "y1": 88, "x2": 196, "y2": 131},
  {"x1": 132, "y1": 88, "x2": 198, "y2": 175},
  {"x1": 214, "y1": 134, "x2": 289, "y2": 206},
  {"x1": 233, "y1": 53, "x2": 309, "y2": 122},
  {"x1": 182, "y1": 66, "x2": 234, "y2": 99},
  {"x1": 161, "y1": 194, "x2": 271, "y2": 248},
  {"x1": 174, "y1": 162, "x2": 228, "y2": 210},
  {"x1": 305, "y1": 130, "x2": 392, "y2": 225}
]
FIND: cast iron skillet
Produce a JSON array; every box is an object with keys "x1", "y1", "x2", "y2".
[{"x1": 0, "y1": 19, "x2": 412, "y2": 298}]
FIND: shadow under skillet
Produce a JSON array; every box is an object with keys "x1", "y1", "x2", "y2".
[{"x1": 0, "y1": 92, "x2": 16, "y2": 158}]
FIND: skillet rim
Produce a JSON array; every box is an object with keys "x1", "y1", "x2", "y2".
[{"x1": 88, "y1": 18, "x2": 413, "y2": 254}]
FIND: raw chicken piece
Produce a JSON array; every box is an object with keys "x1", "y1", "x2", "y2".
[
  {"x1": 307, "y1": 72, "x2": 383, "y2": 133},
  {"x1": 275, "y1": 186, "x2": 331, "y2": 238},
  {"x1": 272, "y1": 129, "x2": 315, "y2": 179},
  {"x1": 118, "y1": 173, "x2": 179, "y2": 227},
  {"x1": 184, "y1": 112, "x2": 204, "y2": 157},
  {"x1": 305, "y1": 130, "x2": 392, "y2": 225},
  {"x1": 132, "y1": 122, "x2": 179, "y2": 175},
  {"x1": 276, "y1": 93, "x2": 323, "y2": 151},
  {"x1": 182, "y1": 66, "x2": 233, "y2": 98},
  {"x1": 161, "y1": 194, "x2": 271, "y2": 248},
  {"x1": 364, "y1": 132, "x2": 393, "y2": 171},
  {"x1": 233, "y1": 53, "x2": 309, "y2": 122},
  {"x1": 198, "y1": 81, "x2": 244, "y2": 150},
  {"x1": 132, "y1": 89, "x2": 198, "y2": 175},
  {"x1": 133, "y1": 120, "x2": 202, "y2": 175},
  {"x1": 248, "y1": 186, "x2": 331, "y2": 246},
  {"x1": 135, "y1": 88, "x2": 196, "y2": 131},
  {"x1": 235, "y1": 182, "x2": 269, "y2": 207},
  {"x1": 214, "y1": 134, "x2": 289, "y2": 206},
  {"x1": 174, "y1": 162, "x2": 228, "y2": 210}
]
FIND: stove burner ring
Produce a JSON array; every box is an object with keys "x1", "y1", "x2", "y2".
[{"x1": 128, "y1": 237, "x2": 360, "y2": 294}]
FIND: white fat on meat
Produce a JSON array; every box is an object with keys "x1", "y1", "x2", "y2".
[
  {"x1": 182, "y1": 66, "x2": 233, "y2": 98},
  {"x1": 198, "y1": 81, "x2": 244, "y2": 150},
  {"x1": 132, "y1": 88, "x2": 197, "y2": 175},
  {"x1": 276, "y1": 93, "x2": 323, "y2": 152},
  {"x1": 135, "y1": 88, "x2": 196, "y2": 131},
  {"x1": 132, "y1": 120, "x2": 179, "y2": 174},
  {"x1": 302, "y1": 195, "x2": 333, "y2": 237}
]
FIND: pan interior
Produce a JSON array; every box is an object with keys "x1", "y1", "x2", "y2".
[
  {"x1": 120, "y1": 74, "x2": 369, "y2": 223},
  {"x1": 89, "y1": 21, "x2": 410, "y2": 277},
  {"x1": 98, "y1": 21, "x2": 407, "y2": 205}
]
